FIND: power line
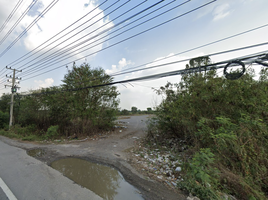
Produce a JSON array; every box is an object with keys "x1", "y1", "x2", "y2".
[
  {"x1": 22, "y1": 44, "x2": 268, "y2": 87},
  {"x1": 0, "y1": 0, "x2": 59, "y2": 78},
  {"x1": 0, "y1": 0, "x2": 60, "y2": 58},
  {"x1": 0, "y1": 0, "x2": 24, "y2": 35},
  {"x1": 2, "y1": 18, "x2": 268, "y2": 85},
  {"x1": 19, "y1": 0, "x2": 168, "y2": 73},
  {"x1": 0, "y1": 0, "x2": 113, "y2": 79},
  {"x1": 0, "y1": 0, "x2": 127, "y2": 82},
  {"x1": 18, "y1": 0, "x2": 177, "y2": 76},
  {"x1": 1, "y1": 51, "x2": 267, "y2": 93},
  {"x1": 0, "y1": 0, "x2": 25, "y2": 76},
  {"x1": 60, "y1": 52, "x2": 268, "y2": 89},
  {"x1": 7, "y1": 0, "x2": 121, "y2": 68},
  {"x1": 18, "y1": 0, "x2": 153, "y2": 74},
  {"x1": 7, "y1": 0, "x2": 109, "y2": 67},
  {"x1": 19, "y1": 0, "x2": 217, "y2": 80},
  {"x1": 110, "y1": 23, "x2": 268, "y2": 76},
  {"x1": 0, "y1": 0, "x2": 39, "y2": 46},
  {"x1": 17, "y1": 51, "x2": 268, "y2": 96},
  {"x1": 8, "y1": 0, "x2": 126, "y2": 69},
  {"x1": 108, "y1": 41, "x2": 268, "y2": 77}
]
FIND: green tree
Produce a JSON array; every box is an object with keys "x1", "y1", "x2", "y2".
[
  {"x1": 189, "y1": 56, "x2": 211, "y2": 68},
  {"x1": 121, "y1": 109, "x2": 129, "y2": 115},
  {"x1": 186, "y1": 56, "x2": 211, "y2": 74},
  {"x1": 131, "y1": 106, "x2": 137, "y2": 113},
  {"x1": 61, "y1": 63, "x2": 120, "y2": 133},
  {"x1": 8, "y1": 63, "x2": 120, "y2": 137}
]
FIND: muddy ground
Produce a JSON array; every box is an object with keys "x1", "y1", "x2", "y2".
[{"x1": 0, "y1": 115, "x2": 187, "y2": 200}]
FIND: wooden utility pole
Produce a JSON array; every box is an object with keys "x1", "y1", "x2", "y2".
[{"x1": 5, "y1": 66, "x2": 22, "y2": 128}]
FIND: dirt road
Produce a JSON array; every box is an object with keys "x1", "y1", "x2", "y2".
[{"x1": 0, "y1": 115, "x2": 186, "y2": 200}]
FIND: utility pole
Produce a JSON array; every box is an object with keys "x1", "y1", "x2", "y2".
[{"x1": 5, "y1": 66, "x2": 22, "y2": 128}]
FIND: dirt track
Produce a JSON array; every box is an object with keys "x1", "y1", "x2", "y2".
[{"x1": 0, "y1": 115, "x2": 186, "y2": 200}]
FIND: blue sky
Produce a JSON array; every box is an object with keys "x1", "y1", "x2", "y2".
[{"x1": 0, "y1": 0, "x2": 267, "y2": 110}]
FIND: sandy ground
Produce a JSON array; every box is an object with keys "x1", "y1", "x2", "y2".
[{"x1": 0, "y1": 115, "x2": 187, "y2": 200}]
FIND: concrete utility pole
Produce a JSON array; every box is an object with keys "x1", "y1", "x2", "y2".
[{"x1": 5, "y1": 67, "x2": 22, "y2": 128}]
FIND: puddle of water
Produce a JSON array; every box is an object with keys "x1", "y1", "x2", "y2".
[
  {"x1": 27, "y1": 149, "x2": 45, "y2": 157},
  {"x1": 51, "y1": 158, "x2": 143, "y2": 200}
]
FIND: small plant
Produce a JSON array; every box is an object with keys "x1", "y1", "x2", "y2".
[
  {"x1": 22, "y1": 135, "x2": 39, "y2": 141},
  {"x1": 178, "y1": 148, "x2": 220, "y2": 200},
  {"x1": 44, "y1": 125, "x2": 59, "y2": 140},
  {"x1": 0, "y1": 129, "x2": 21, "y2": 139}
]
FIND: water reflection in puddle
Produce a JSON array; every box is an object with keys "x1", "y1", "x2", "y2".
[
  {"x1": 51, "y1": 158, "x2": 143, "y2": 200},
  {"x1": 27, "y1": 149, "x2": 45, "y2": 157}
]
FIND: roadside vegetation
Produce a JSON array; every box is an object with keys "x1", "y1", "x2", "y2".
[
  {"x1": 0, "y1": 63, "x2": 119, "y2": 141},
  {"x1": 144, "y1": 58, "x2": 268, "y2": 199},
  {"x1": 117, "y1": 106, "x2": 155, "y2": 115},
  {"x1": 1, "y1": 58, "x2": 267, "y2": 199}
]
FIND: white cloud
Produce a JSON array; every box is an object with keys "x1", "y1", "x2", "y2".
[
  {"x1": 213, "y1": 3, "x2": 231, "y2": 21},
  {"x1": 0, "y1": 0, "x2": 114, "y2": 62},
  {"x1": 106, "y1": 58, "x2": 134, "y2": 74},
  {"x1": 34, "y1": 78, "x2": 54, "y2": 88},
  {"x1": 116, "y1": 53, "x2": 206, "y2": 110}
]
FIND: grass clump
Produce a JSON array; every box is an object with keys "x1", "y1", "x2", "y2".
[{"x1": 0, "y1": 124, "x2": 44, "y2": 141}]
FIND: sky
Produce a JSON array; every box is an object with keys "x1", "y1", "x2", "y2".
[{"x1": 0, "y1": 0, "x2": 267, "y2": 110}]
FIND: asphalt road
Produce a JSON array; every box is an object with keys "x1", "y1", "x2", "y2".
[
  {"x1": 0, "y1": 140, "x2": 102, "y2": 200},
  {"x1": 0, "y1": 186, "x2": 8, "y2": 200}
]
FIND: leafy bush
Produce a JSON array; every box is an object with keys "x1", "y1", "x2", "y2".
[
  {"x1": 11, "y1": 124, "x2": 38, "y2": 137},
  {"x1": 178, "y1": 148, "x2": 220, "y2": 200},
  {"x1": 44, "y1": 125, "x2": 59, "y2": 140},
  {"x1": 22, "y1": 135, "x2": 39, "y2": 141},
  {"x1": 0, "y1": 129, "x2": 21, "y2": 139},
  {"x1": 0, "y1": 111, "x2": 9, "y2": 129},
  {"x1": 147, "y1": 67, "x2": 268, "y2": 199}
]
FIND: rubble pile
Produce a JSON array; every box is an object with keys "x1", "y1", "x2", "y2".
[{"x1": 130, "y1": 141, "x2": 184, "y2": 189}]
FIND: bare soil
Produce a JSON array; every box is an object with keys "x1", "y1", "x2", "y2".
[{"x1": 0, "y1": 115, "x2": 187, "y2": 200}]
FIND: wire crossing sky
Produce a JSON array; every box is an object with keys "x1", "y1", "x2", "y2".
[
  {"x1": 0, "y1": 0, "x2": 38, "y2": 46},
  {"x1": 0, "y1": 0, "x2": 24, "y2": 34},
  {"x1": 0, "y1": 0, "x2": 267, "y2": 110}
]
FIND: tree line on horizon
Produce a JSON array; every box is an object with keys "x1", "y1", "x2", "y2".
[{"x1": 118, "y1": 106, "x2": 154, "y2": 115}]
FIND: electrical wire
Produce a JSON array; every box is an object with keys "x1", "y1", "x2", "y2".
[
  {"x1": 0, "y1": 0, "x2": 60, "y2": 58},
  {"x1": 7, "y1": 0, "x2": 109, "y2": 67},
  {"x1": 62, "y1": 52, "x2": 268, "y2": 89},
  {"x1": 6, "y1": 0, "x2": 121, "y2": 69},
  {"x1": 109, "y1": 41, "x2": 268, "y2": 77},
  {"x1": 18, "y1": 0, "x2": 154, "y2": 73},
  {"x1": 18, "y1": 0, "x2": 168, "y2": 72},
  {"x1": 4, "y1": 19, "x2": 268, "y2": 82},
  {"x1": 2, "y1": 18, "x2": 268, "y2": 85},
  {"x1": 8, "y1": 0, "x2": 126, "y2": 69},
  {"x1": 19, "y1": 0, "x2": 217, "y2": 80},
  {"x1": 0, "y1": 0, "x2": 114, "y2": 79},
  {"x1": 0, "y1": 0, "x2": 38, "y2": 45},
  {"x1": 18, "y1": 0, "x2": 181, "y2": 76},
  {"x1": 24, "y1": 46, "x2": 268, "y2": 87},
  {"x1": 16, "y1": 51, "x2": 268, "y2": 96},
  {"x1": 110, "y1": 23, "x2": 268, "y2": 76},
  {"x1": 0, "y1": 0, "x2": 59, "y2": 78},
  {"x1": 1, "y1": 50, "x2": 267, "y2": 93},
  {"x1": 0, "y1": 0, "x2": 24, "y2": 34}
]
